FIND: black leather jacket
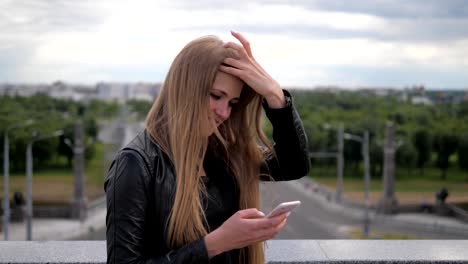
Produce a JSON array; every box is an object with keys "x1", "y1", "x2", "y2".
[{"x1": 105, "y1": 91, "x2": 310, "y2": 263}]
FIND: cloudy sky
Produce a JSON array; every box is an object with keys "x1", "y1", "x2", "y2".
[{"x1": 1, "y1": 0, "x2": 468, "y2": 89}]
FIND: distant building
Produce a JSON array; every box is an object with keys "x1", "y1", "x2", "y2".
[
  {"x1": 96, "y1": 82, "x2": 128, "y2": 102},
  {"x1": 96, "y1": 82, "x2": 160, "y2": 102},
  {"x1": 49, "y1": 81, "x2": 96, "y2": 101},
  {"x1": 1, "y1": 84, "x2": 49, "y2": 97},
  {"x1": 128, "y1": 82, "x2": 160, "y2": 101},
  {"x1": 3, "y1": 82, "x2": 462, "y2": 106},
  {"x1": 411, "y1": 96, "x2": 433, "y2": 105},
  {"x1": 1, "y1": 81, "x2": 161, "y2": 103}
]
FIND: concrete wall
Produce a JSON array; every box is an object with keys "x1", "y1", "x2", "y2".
[{"x1": 1, "y1": 240, "x2": 467, "y2": 263}]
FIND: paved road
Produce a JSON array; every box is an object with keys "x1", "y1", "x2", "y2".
[
  {"x1": 78, "y1": 177, "x2": 468, "y2": 240},
  {"x1": 76, "y1": 181, "x2": 348, "y2": 240},
  {"x1": 286, "y1": 178, "x2": 468, "y2": 239},
  {"x1": 261, "y1": 181, "x2": 349, "y2": 239}
]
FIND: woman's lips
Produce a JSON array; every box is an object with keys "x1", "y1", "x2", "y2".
[{"x1": 210, "y1": 116, "x2": 222, "y2": 126}]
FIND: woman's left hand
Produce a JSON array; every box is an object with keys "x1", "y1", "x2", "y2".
[{"x1": 220, "y1": 31, "x2": 286, "y2": 108}]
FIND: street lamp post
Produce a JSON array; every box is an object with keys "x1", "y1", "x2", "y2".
[
  {"x1": 336, "y1": 124, "x2": 344, "y2": 203},
  {"x1": 64, "y1": 121, "x2": 89, "y2": 222},
  {"x1": 362, "y1": 131, "x2": 371, "y2": 238},
  {"x1": 321, "y1": 123, "x2": 345, "y2": 203},
  {"x1": 25, "y1": 130, "x2": 63, "y2": 241},
  {"x1": 3, "y1": 119, "x2": 34, "y2": 240},
  {"x1": 344, "y1": 131, "x2": 371, "y2": 238}
]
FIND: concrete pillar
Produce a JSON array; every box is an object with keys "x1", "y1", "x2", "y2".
[
  {"x1": 363, "y1": 131, "x2": 371, "y2": 237},
  {"x1": 3, "y1": 133, "x2": 10, "y2": 240},
  {"x1": 335, "y1": 124, "x2": 344, "y2": 204},
  {"x1": 26, "y1": 142, "x2": 33, "y2": 240},
  {"x1": 378, "y1": 121, "x2": 399, "y2": 214},
  {"x1": 71, "y1": 121, "x2": 87, "y2": 221}
]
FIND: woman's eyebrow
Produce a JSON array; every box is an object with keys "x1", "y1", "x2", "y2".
[
  {"x1": 212, "y1": 89, "x2": 240, "y2": 100},
  {"x1": 211, "y1": 89, "x2": 227, "y2": 95}
]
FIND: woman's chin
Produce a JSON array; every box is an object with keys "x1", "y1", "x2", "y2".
[{"x1": 205, "y1": 125, "x2": 221, "y2": 137}]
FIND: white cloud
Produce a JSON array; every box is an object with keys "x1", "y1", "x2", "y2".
[
  {"x1": 252, "y1": 34, "x2": 468, "y2": 68},
  {"x1": 13, "y1": 63, "x2": 114, "y2": 84},
  {"x1": 1, "y1": 0, "x2": 468, "y2": 87},
  {"x1": 247, "y1": 4, "x2": 386, "y2": 31}
]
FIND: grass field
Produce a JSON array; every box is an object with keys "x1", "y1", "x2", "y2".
[
  {"x1": 310, "y1": 164, "x2": 468, "y2": 205},
  {"x1": 0, "y1": 143, "x2": 109, "y2": 205},
  {"x1": 2, "y1": 147, "x2": 467, "y2": 206}
]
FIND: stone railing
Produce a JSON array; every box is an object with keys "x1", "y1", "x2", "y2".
[{"x1": 1, "y1": 240, "x2": 467, "y2": 263}]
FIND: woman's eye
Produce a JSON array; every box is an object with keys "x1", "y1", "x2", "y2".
[{"x1": 210, "y1": 93, "x2": 221, "y2": 100}]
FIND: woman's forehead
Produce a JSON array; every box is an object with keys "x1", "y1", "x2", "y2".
[{"x1": 212, "y1": 71, "x2": 243, "y2": 98}]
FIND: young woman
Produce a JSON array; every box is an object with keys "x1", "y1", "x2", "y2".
[{"x1": 105, "y1": 31, "x2": 310, "y2": 263}]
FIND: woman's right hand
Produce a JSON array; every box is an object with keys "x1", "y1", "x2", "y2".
[{"x1": 204, "y1": 208, "x2": 288, "y2": 258}]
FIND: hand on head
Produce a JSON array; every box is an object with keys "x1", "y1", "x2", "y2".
[{"x1": 220, "y1": 31, "x2": 286, "y2": 108}]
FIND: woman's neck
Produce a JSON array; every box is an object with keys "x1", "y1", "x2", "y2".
[{"x1": 198, "y1": 168, "x2": 207, "y2": 177}]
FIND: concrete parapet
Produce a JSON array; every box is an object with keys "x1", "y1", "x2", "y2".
[{"x1": 0, "y1": 240, "x2": 467, "y2": 263}]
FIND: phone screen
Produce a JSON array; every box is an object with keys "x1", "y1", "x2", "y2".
[{"x1": 266, "y1": 201, "x2": 301, "y2": 218}]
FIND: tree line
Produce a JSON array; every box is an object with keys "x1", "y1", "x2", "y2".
[
  {"x1": 0, "y1": 93, "x2": 120, "y2": 172},
  {"x1": 2, "y1": 90, "x2": 467, "y2": 180},
  {"x1": 288, "y1": 90, "x2": 468, "y2": 180}
]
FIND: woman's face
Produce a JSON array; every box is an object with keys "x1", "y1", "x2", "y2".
[{"x1": 207, "y1": 71, "x2": 243, "y2": 135}]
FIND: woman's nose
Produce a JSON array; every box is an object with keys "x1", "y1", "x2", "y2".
[{"x1": 215, "y1": 104, "x2": 230, "y2": 120}]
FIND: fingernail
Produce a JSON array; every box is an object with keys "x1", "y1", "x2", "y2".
[
  {"x1": 231, "y1": 30, "x2": 237, "y2": 34},
  {"x1": 286, "y1": 212, "x2": 291, "y2": 217},
  {"x1": 259, "y1": 211, "x2": 265, "y2": 217}
]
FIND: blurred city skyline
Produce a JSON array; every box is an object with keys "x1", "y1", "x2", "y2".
[{"x1": 1, "y1": 0, "x2": 468, "y2": 89}]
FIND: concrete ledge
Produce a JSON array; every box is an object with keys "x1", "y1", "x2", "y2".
[
  {"x1": 0, "y1": 241, "x2": 105, "y2": 263},
  {"x1": 448, "y1": 204, "x2": 468, "y2": 223},
  {"x1": 1, "y1": 240, "x2": 467, "y2": 263}
]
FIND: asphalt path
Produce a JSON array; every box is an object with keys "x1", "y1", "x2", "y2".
[
  {"x1": 77, "y1": 181, "x2": 347, "y2": 240},
  {"x1": 81, "y1": 178, "x2": 468, "y2": 240},
  {"x1": 261, "y1": 181, "x2": 349, "y2": 239},
  {"x1": 283, "y1": 178, "x2": 468, "y2": 239}
]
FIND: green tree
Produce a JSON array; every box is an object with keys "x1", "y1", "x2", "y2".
[
  {"x1": 0, "y1": 94, "x2": 102, "y2": 171},
  {"x1": 370, "y1": 141, "x2": 383, "y2": 178},
  {"x1": 58, "y1": 124, "x2": 75, "y2": 167},
  {"x1": 433, "y1": 133, "x2": 458, "y2": 180},
  {"x1": 412, "y1": 129, "x2": 432, "y2": 175},
  {"x1": 127, "y1": 99, "x2": 152, "y2": 120},
  {"x1": 396, "y1": 141, "x2": 417, "y2": 175},
  {"x1": 456, "y1": 101, "x2": 468, "y2": 118},
  {"x1": 457, "y1": 134, "x2": 468, "y2": 176}
]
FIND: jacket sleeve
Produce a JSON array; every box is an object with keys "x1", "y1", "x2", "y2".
[
  {"x1": 105, "y1": 150, "x2": 210, "y2": 263},
  {"x1": 260, "y1": 90, "x2": 310, "y2": 181}
]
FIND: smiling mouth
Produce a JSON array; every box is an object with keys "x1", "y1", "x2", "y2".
[{"x1": 208, "y1": 117, "x2": 222, "y2": 127}]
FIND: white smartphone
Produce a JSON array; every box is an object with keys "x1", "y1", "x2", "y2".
[{"x1": 265, "y1": 201, "x2": 301, "y2": 218}]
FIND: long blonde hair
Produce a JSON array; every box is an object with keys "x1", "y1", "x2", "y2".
[{"x1": 145, "y1": 35, "x2": 272, "y2": 264}]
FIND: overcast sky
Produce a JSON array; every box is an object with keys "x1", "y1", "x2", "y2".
[{"x1": 1, "y1": 0, "x2": 468, "y2": 89}]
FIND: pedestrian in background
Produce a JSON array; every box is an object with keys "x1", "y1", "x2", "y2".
[{"x1": 105, "y1": 31, "x2": 310, "y2": 263}]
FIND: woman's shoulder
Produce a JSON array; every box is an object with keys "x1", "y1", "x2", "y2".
[
  {"x1": 105, "y1": 131, "x2": 173, "y2": 193},
  {"x1": 121, "y1": 130, "x2": 174, "y2": 176},
  {"x1": 124, "y1": 130, "x2": 161, "y2": 157}
]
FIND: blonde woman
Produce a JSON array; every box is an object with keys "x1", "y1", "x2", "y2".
[{"x1": 105, "y1": 31, "x2": 310, "y2": 264}]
